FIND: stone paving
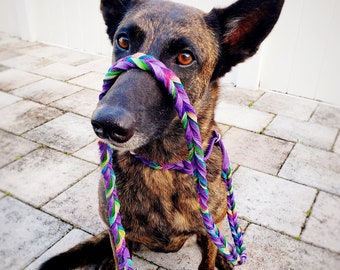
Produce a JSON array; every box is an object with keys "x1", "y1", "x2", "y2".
[{"x1": 0, "y1": 33, "x2": 339, "y2": 270}]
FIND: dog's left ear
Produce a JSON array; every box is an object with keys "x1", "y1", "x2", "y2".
[
  {"x1": 101, "y1": 0, "x2": 140, "y2": 43},
  {"x1": 205, "y1": 0, "x2": 284, "y2": 80}
]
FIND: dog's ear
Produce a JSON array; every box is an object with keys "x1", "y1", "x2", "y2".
[
  {"x1": 205, "y1": 0, "x2": 284, "y2": 80},
  {"x1": 101, "y1": 0, "x2": 139, "y2": 43}
]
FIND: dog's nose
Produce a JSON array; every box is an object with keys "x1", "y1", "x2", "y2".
[{"x1": 91, "y1": 106, "x2": 135, "y2": 143}]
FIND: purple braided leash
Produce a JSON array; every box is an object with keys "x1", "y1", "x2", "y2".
[{"x1": 99, "y1": 53, "x2": 246, "y2": 269}]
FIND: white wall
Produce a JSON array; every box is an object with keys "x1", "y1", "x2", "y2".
[
  {"x1": 260, "y1": 0, "x2": 340, "y2": 106},
  {"x1": 0, "y1": 0, "x2": 112, "y2": 55},
  {"x1": 171, "y1": 0, "x2": 236, "y2": 11}
]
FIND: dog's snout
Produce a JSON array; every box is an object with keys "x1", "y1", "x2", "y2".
[{"x1": 91, "y1": 106, "x2": 135, "y2": 144}]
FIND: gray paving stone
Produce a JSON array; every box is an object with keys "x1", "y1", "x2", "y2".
[
  {"x1": 240, "y1": 224, "x2": 340, "y2": 270},
  {"x1": 0, "y1": 100, "x2": 63, "y2": 135},
  {"x1": 27, "y1": 246, "x2": 159, "y2": 270},
  {"x1": 0, "y1": 91, "x2": 21, "y2": 108},
  {"x1": 0, "y1": 68, "x2": 43, "y2": 92},
  {"x1": 73, "y1": 140, "x2": 101, "y2": 164},
  {"x1": 25, "y1": 229, "x2": 92, "y2": 270},
  {"x1": 77, "y1": 57, "x2": 112, "y2": 73},
  {"x1": 279, "y1": 144, "x2": 340, "y2": 195},
  {"x1": 33, "y1": 62, "x2": 88, "y2": 81},
  {"x1": 43, "y1": 169, "x2": 106, "y2": 235},
  {"x1": 131, "y1": 256, "x2": 160, "y2": 270},
  {"x1": 0, "y1": 34, "x2": 13, "y2": 43},
  {"x1": 50, "y1": 88, "x2": 99, "y2": 118},
  {"x1": 253, "y1": 92, "x2": 317, "y2": 121},
  {"x1": 265, "y1": 115, "x2": 338, "y2": 150},
  {"x1": 26, "y1": 230, "x2": 184, "y2": 270},
  {"x1": 0, "y1": 50, "x2": 21, "y2": 61},
  {"x1": 136, "y1": 239, "x2": 202, "y2": 270},
  {"x1": 15, "y1": 43, "x2": 71, "y2": 59},
  {"x1": 0, "y1": 32, "x2": 9, "y2": 38},
  {"x1": 0, "y1": 196, "x2": 71, "y2": 270},
  {"x1": 233, "y1": 167, "x2": 316, "y2": 236},
  {"x1": 222, "y1": 128, "x2": 294, "y2": 175},
  {"x1": 0, "y1": 130, "x2": 39, "y2": 168},
  {"x1": 217, "y1": 123, "x2": 231, "y2": 136},
  {"x1": 219, "y1": 86, "x2": 264, "y2": 106},
  {"x1": 0, "y1": 148, "x2": 97, "y2": 207},
  {"x1": 0, "y1": 54, "x2": 54, "y2": 71},
  {"x1": 301, "y1": 192, "x2": 340, "y2": 253},
  {"x1": 0, "y1": 191, "x2": 5, "y2": 199},
  {"x1": 68, "y1": 71, "x2": 105, "y2": 91},
  {"x1": 12, "y1": 78, "x2": 82, "y2": 104},
  {"x1": 47, "y1": 49, "x2": 99, "y2": 66},
  {"x1": 215, "y1": 103, "x2": 274, "y2": 132},
  {"x1": 0, "y1": 36, "x2": 38, "y2": 50},
  {"x1": 334, "y1": 134, "x2": 340, "y2": 154},
  {"x1": 24, "y1": 112, "x2": 96, "y2": 153},
  {"x1": 0, "y1": 64, "x2": 9, "y2": 71},
  {"x1": 310, "y1": 104, "x2": 340, "y2": 129}
]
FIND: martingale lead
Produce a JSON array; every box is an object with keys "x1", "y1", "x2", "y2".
[{"x1": 98, "y1": 53, "x2": 246, "y2": 270}]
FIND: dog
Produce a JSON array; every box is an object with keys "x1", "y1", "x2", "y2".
[{"x1": 40, "y1": 0, "x2": 284, "y2": 269}]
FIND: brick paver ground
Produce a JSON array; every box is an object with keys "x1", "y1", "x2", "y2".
[{"x1": 0, "y1": 33, "x2": 339, "y2": 270}]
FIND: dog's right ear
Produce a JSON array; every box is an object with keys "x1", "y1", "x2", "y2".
[
  {"x1": 205, "y1": 0, "x2": 284, "y2": 80},
  {"x1": 101, "y1": 0, "x2": 138, "y2": 43}
]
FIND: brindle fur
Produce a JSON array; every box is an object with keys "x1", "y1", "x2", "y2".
[{"x1": 40, "y1": 0, "x2": 284, "y2": 269}]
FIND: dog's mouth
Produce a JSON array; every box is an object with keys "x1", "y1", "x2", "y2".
[
  {"x1": 96, "y1": 131, "x2": 150, "y2": 152},
  {"x1": 91, "y1": 100, "x2": 175, "y2": 152}
]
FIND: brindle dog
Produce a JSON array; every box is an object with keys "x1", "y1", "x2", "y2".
[{"x1": 40, "y1": 0, "x2": 284, "y2": 269}]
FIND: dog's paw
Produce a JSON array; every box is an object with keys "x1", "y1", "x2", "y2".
[{"x1": 215, "y1": 251, "x2": 234, "y2": 270}]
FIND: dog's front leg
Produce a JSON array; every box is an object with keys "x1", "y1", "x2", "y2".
[
  {"x1": 215, "y1": 250, "x2": 234, "y2": 270},
  {"x1": 197, "y1": 223, "x2": 234, "y2": 270},
  {"x1": 197, "y1": 232, "x2": 218, "y2": 270}
]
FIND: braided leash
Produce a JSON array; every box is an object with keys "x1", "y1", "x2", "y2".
[{"x1": 99, "y1": 53, "x2": 246, "y2": 269}]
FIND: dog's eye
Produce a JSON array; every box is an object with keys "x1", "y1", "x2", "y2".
[
  {"x1": 176, "y1": 51, "x2": 194, "y2": 66},
  {"x1": 117, "y1": 35, "x2": 130, "y2": 50}
]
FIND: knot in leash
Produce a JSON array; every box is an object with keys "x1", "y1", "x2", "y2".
[{"x1": 98, "y1": 53, "x2": 246, "y2": 269}]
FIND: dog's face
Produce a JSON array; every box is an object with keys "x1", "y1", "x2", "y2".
[
  {"x1": 92, "y1": 0, "x2": 284, "y2": 151},
  {"x1": 92, "y1": 1, "x2": 218, "y2": 151}
]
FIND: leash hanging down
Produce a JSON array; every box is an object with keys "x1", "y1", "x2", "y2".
[{"x1": 98, "y1": 53, "x2": 246, "y2": 270}]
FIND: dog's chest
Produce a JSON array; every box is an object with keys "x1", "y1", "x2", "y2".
[
  {"x1": 116, "y1": 169, "x2": 203, "y2": 251},
  {"x1": 98, "y1": 151, "x2": 227, "y2": 251}
]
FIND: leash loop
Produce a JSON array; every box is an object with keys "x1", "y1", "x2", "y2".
[
  {"x1": 98, "y1": 53, "x2": 246, "y2": 269},
  {"x1": 131, "y1": 151, "x2": 194, "y2": 174}
]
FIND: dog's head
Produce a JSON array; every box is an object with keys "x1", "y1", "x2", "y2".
[{"x1": 92, "y1": 0, "x2": 284, "y2": 151}]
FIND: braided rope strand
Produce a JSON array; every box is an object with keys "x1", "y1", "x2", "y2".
[
  {"x1": 99, "y1": 142, "x2": 133, "y2": 270},
  {"x1": 218, "y1": 136, "x2": 247, "y2": 264},
  {"x1": 99, "y1": 53, "x2": 246, "y2": 269}
]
